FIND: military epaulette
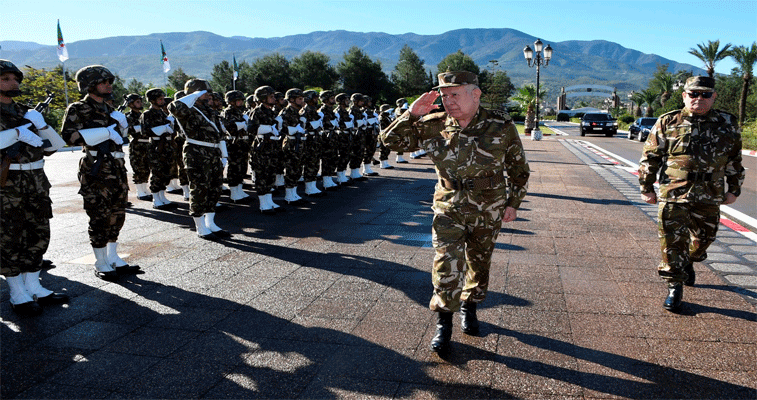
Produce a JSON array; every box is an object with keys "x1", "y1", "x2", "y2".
[
  {"x1": 714, "y1": 109, "x2": 738, "y2": 123},
  {"x1": 658, "y1": 109, "x2": 681, "y2": 119},
  {"x1": 486, "y1": 108, "x2": 512, "y2": 123},
  {"x1": 419, "y1": 112, "x2": 447, "y2": 123}
]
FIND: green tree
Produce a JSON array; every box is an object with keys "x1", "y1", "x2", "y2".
[
  {"x1": 480, "y1": 70, "x2": 515, "y2": 109},
  {"x1": 630, "y1": 92, "x2": 645, "y2": 117},
  {"x1": 126, "y1": 78, "x2": 149, "y2": 97},
  {"x1": 167, "y1": 67, "x2": 195, "y2": 91},
  {"x1": 436, "y1": 50, "x2": 479, "y2": 76},
  {"x1": 640, "y1": 88, "x2": 659, "y2": 117},
  {"x1": 730, "y1": 42, "x2": 757, "y2": 126},
  {"x1": 512, "y1": 84, "x2": 546, "y2": 133},
  {"x1": 689, "y1": 40, "x2": 732, "y2": 78},
  {"x1": 210, "y1": 60, "x2": 234, "y2": 93},
  {"x1": 290, "y1": 51, "x2": 339, "y2": 90},
  {"x1": 391, "y1": 45, "x2": 432, "y2": 96},
  {"x1": 650, "y1": 64, "x2": 675, "y2": 107},
  {"x1": 249, "y1": 53, "x2": 293, "y2": 91},
  {"x1": 18, "y1": 65, "x2": 74, "y2": 111},
  {"x1": 337, "y1": 46, "x2": 392, "y2": 101}
]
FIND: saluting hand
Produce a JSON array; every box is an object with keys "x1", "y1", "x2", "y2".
[{"x1": 409, "y1": 91, "x2": 440, "y2": 117}]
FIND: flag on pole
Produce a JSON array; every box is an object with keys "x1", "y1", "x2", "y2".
[
  {"x1": 232, "y1": 54, "x2": 239, "y2": 81},
  {"x1": 57, "y1": 20, "x2": 69, "y2": 62},
  {"x1": 161, "y1": 40, "x2": 171, "y2": 73}
]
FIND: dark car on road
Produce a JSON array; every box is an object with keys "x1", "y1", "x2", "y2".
[
  {"x1": 580, "y1": 113, "x2": 618, "y2": 137},
  {"x1": 628, "y1": 117, "x2": 657, "y2": 142}
]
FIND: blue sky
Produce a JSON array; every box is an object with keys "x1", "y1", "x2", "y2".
[{"x1": 5, "y1": 0, "x2": 756, "y2": 74}]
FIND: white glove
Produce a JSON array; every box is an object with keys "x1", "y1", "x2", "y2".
[
  {"x1": 17, "y1": 124, "x2": 44, "y2": 147},
  {"x1": 178, "y1": 90, "x2": 206, "y2": 108},
  {"x1": 297, "y1": 125, "x2": 306, "y2": 134},
  {"x1": 134, "y1": 125, "x2": 142, "y2": 133},
  {"x1": 345, "y1": 120, "x2": 354, "y2": 129},
  {"x1": 24, "y1": 110, "x2": 47, "y2": 129},
  {"x1": 107, "y1": 124, "x2": 123, "y2": 145},
  {"x1": 275, "y1": 116, "x2": 283, "y2": 130},
  {"x1": 299, "y1": 117, "x2": 307, "y2": 125},
  {"x1": 110, "y1": 111, "x2": 129, "y2": 131},
  {"x1": 151, "y1": 124, "x2": 172, "y2": 136},
  {"x1": 309, "y1": 120, "x2": 322, "y2": 130},
  {"x1": 257, "y1": 125, "x2": 273, "y2": 135},
  {"x1": 318, "y1": 112, "x2": 324, "y2": 119},
  {"x1": 243, "y1": 114, "x2": 250, "y2": 122},
  {"x1": 330, "y1": 119, "x2": 338, "y2": 127},
  {"x1": 271, "y1": 125, "x2": 279, "y2": 136},
  {"x1": 167, "y1": 115, "x2": 175, "y2": 124},
  {"x1": 221, "y1": 157, "x2": 228, "y2": 167},
  {"x1": 357, "y1": 119, "x2": 366, "y2": 127},
  {"x1": 235, "y1": 121, "x2": 248, "y2": 131}
]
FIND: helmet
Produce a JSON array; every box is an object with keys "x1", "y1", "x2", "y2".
[
  {"x1": 125, "y1": 93, "x2": 142, "y2": 104},
  {"x1": 396, "y1": 98, "x2": 407, "y2": 107},
  {"x1": 254, "y1": 86, "x2": 275, "y2": 102},
  {"x1": 145, "y1": 88, "x2": 166, "y2": 102},
  {"x1": 380, "y1": 104, "x2": 391, "y2": 113},
  {"x1": 274, "y1": 92, "x2": 284, "y2": 100},
  {"x1": 184, "y1": 79, "x2": 212, "y2": 95},
  {"x1": 225, "y1": 90, "x2": 245, "y2": 103},
  {"x1": 75, "y1": 65, "x2": 115, "y2": 93},
  {"x1": 245, "y1": 94, "x2": 256, "y2": 105},
  {"x1": 285, "y1": 88, "x2": 304, "y2": 100},
  {"x1": 363, "y1": 95, "x2": 372, "y2": 104},
  {"x1": 0, "y1": 59, "x2": 23, "y2": 83},
  {"x1": 319, "y1": 90, "x2": 335, "y2": 101},
  {"x1": 350, "y1": 93, "x2": 364, "y2": 103},
  {"x1": 302, "y1": 90, "x2": 318, "y2": 102},
  {"x1": 335, "y1": 93, "x2": 349, "y2": 104},
  {"x1": 174, "y1": 90, "x2": 186, "y2": 99}
]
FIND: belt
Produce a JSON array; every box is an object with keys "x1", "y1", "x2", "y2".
[
  {"x1": 439, "y1": 174, "x2": 506, "y2": 191},
  {"x1": 151, "y1": 137, "x2": 163, "y2": 141},
  {"x1": 8, "y1": 159, "x2": 45, "y2": 171},
  {"x1": 287, "y1": 135, "x2": 307, "y2": 140},
  {"x1": 238, "y1": 135, "x2": 249, "y2": 140},
  {"x1": 256, "y1": 134, "x2": 281, "y2": 140},
  {"x1": 185, "y1": 138, "x2": 220, "y2": 148},
  {"x1": 137, "y1": 139, "x2": 150, "y2": 143},
  {"x1": 89, "y1": 151, "x2": 125, "y2": 159}
]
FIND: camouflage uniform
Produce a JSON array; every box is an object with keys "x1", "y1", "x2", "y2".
[
  {"x1": 126, "y1": 108, "x2": 150, "y2": 184},
  {"x1": 381, "y1": 107, "x2": 530, "y2": 312},
  {"x1": 639, "y1": 108, "x2": 745, "y2": 283},
  {"x1": 300, "y1": 102, "x2": 322, "y2": 182},
  {"x1": 1, "y1": 101, "x2": 52, "y2": 277},
  {"x1": 319, "y1": 103, "x2": 339, "y2": 178},
  {"x1": 334, "y1": 102, "x2": 353, "y2": 175},
  {"x1": 61, "y1": 95, "x2": 129, "y2": 248},
  {"x1": 378, "y1": 108, "x2": 393, "y2": 161},
  {"x1": 279, "y1": 103, "x2": 305, "y2": 188},
  {"x1": 167, "y1": 95, "x2": 224, "y2": 217},
  {"x1": 362, "y1": 107, "x2": 380, "y2": 165},
  {"x1": 140, "y1": 107, "x2": 173, "y2": 194},
  {"x1": 249, "y1": 104, "x2": 280, "y2": 196},
  {"x1": 348, "y1": 102, "x2": 366, "y2": 171},
  {"x1": 221, "y1": 104, "x2": 251, "y2": 187}
]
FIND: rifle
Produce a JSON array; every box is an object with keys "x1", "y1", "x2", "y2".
[
  {"x1": 117, "y1": 94, "x2": 129, "y2": 112},
  {"x1": 34, "y1": 90, "x2": 55, "y2": 113}
]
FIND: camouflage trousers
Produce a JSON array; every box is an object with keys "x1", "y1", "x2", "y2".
[
  {"x1": 301, "y1": 134, "x2": 321, "y2": 182},
  {"x1": 320, "y1": 130, "x2": 339, "y2": 177},
  {"x1": 149, "y1": 139, "x2": 173, "y2": 193},
  {"x1": 282, "y1": 136, "x2": 303, "y2": 187},
  {"x1": 1, "y1": 169, "x2": 52, "y2": 277},
  {"x1": 226, "y1": 139, "x2": 251, "y2": 186},
  {"x1": 251, "y1": 137, "x2": 278, "y2": 196},
  {"x1": 78, "y1": 156, "x2": 129, "y2": 248},
  {"x1": 335, "y1": 130, "x2": 352, "y2": 172},
  {"x1": 362, "y1": 131, "x2": 379, "y2": 164},
  {"x1": 184, "y1": 143, "x2": 222, "y2": 217},
  {"x1": 657, "y1": 201, "x2": 720, "y2": 283},
  {"x1": 173, "y1": 137, "x2": 189, "y2": 186},
  {"x1": 129, "y1": 140, "x2": 151, "y2": 184},
  {"x1": 349, "y1": 129, "x2": 367, "y2": 169},
  {"x1": 379, "y1": 142, "x2": 402, "y2": 161},
  {"x1": 429, "y1": 201, "x2": 504, "y2": 313}
]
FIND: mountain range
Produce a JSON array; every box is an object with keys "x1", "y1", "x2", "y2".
[{"x1": 1, "y1": 28, "x2": 705, "y2": 101}]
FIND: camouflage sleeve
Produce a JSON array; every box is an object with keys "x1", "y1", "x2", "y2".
[
  {"x1": 725, "y1": 126, "x2": 745, "y2": 197},
  {"x1": 503, "y1": 123, "x2": 530, "y2": 209},
  {"x1": 638, "y1": 118, "x2": 667, "y2": 193},
  {"x1": 380, "y1": 110, "x2": 445, "y2": 152},
  {"x1": 167, "y1": 100, "x2": 191, "y2": 122},
  {"x1": 60, "y1": 102, "x2": 85, "y2": 146}
]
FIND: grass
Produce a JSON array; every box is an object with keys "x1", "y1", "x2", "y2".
[
  {"x1": 514, "y1": 123, "x2": 556, "y2": 136},
  {"x1": 742, "y1": 120, "x2": 757, "y2": 151}
]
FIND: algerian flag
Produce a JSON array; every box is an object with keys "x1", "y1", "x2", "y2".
[
  {"x1": 161, "y1": 40, "x2": 171, "y2": 73},
  {"x1": 57, "y1": 20, "x2": 69, "y2": 62},
  {"x1": 233, "y1": 54, "x2": 239, "y2": 81}
]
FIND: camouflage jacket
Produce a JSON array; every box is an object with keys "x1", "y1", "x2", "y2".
[
  {"x1": 139, "y1": 107, "x2": 171, "y2": 143},
  {"x1": 126, "y1": 109, "x2": 144, "y2": 140},
  {"x1": 639, "y1": 108, "x2": 744, "y2": 204},
  {"x1": 249, "y1": 105, "x2": 278, "y2": 139},
  {"x1": 335, "y1": 106, "x2": 352, "y2": 131},
  {"x1": 0, "y1": 101, "x2": 46, "y2": 164},
  {"x1": 379, "y1": 112, "x2": 392, "y2": 130},
  {"x1": 61, "y1": 95, "x2": 124, "y2": 153},
  {"x1": 167, "y1": 100, "x2": 223, "y2": 144},
  {"x1": 299, "y1": 104, "x2": 321, "y2": 134},
  {"x1": 279, "y1": 104, "x2": 304, "y2": 136},
  {"x1": 381, "y1": 107, "x2": 530, "y2": 210},
  {"x1": 349, "y1": 106, "x2": 366, "y2": 132},
  {"x1": 319, "y1": 104, "x2": 338, "y2": 131},
  {"x1": 220, "y1": 106, "x2": 250, "y2": 142}
]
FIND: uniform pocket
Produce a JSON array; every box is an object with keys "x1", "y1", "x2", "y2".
[{"x1": 668, "y1": 125, "x2": 691, "y2": 155}]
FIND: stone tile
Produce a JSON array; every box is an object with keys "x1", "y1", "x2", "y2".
[
  {"x1": 48, "y1": 350, "x2": 161, "y2": 391},
  {"x1": 41, "y1": 321, "x2": 134, "y2": 351},
  {"x1": 115, "y1": 358, "x2": 229, "y2": 398},
  {"x1": 104, "y1": 326, "x2": 199, "y2": 357},
  {"x1": 569, "y1": 313, "x2": 642, "y2": 338}
]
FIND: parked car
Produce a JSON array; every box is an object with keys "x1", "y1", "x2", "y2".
[
  {"x1": 628, "y1": 117, "x2": 657, "y2": 142},
  {"x1": 580, "y1": 113, "x2": 618, "y2": 137}
]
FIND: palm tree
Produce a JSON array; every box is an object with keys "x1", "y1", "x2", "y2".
[
  {"x1": 512, "y1": 84, "x2": 545, "y2": 133},
  {"x1": 631, "y1": 92, "x2": 646, "y2": 117},
  {"x1": 730, "y1": 42, "x2": 757, "y2": 127},
  {"x1": 656, "y1": 73, "x2": 675, "y2": 107},
  {"x1": 640, "y1": 89, "x2": 659, "y2": 117},
  {"x1": 688, "y1": 40, "x2": 732, "y2": 77}
]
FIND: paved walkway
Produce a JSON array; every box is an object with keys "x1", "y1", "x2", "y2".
[{"x1": 2, "y1": 137, "x2": 755, "y2": 399}]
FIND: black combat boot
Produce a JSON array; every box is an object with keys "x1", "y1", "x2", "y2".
[
  {"x1": 684, "y1": 262, "x2": 695, "y2": 286},
  {"x1": 430, "y1": 312, "x2": 453, "y2": 353},
  {"x1": 460, "y1": 301, "x2": 480, "y2": 335},
  {"x1": 663, "y1": 283, "x2": 683, "y2": 312}
]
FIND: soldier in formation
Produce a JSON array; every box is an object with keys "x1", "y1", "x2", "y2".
[
  {"x1": 1, "y1": 59, "x2": 68, "y2": 316},
  {"x1": 61, "y1": 65, "x2": 142, "y2": 281},
  {"x1": 334, "y1": 93, "x2": 353, "y2": 185},
  {"x1": 348, "y1": 93, "x2": 368, "y2": 181},
  {"x1": 381, "y1": 70, "x2": 530, "y2": 353},
  {"x1": 377, "y1": 104, "x2": 395, "y2": 169},
  {"x1": 278, "y1": 88, "x2": 307, "y2": 204},
  {"x1": 221, "y1": 90, "x2": 252, "y2": 203},
  {"x1": 248, "y1": 85, "x2": 281, "y2": 214},
  {"x1": 140, "y1": 88, "x2": 176, "y2": 210},
  {"x1": 361, "y1": 96, "x2": 380, "y2": 177},
  {"x1": 124, "y1": 93, "x2": 152, "y2": 200},
  {"x1": 317, "y1": 90, "x2": 340, "y2": 190},
  {"x1": 300, "y1": 90, "x2": 325, "y2": 197},
  {"x1": 639, "y1": 76, "x2": 745, "y2": 312}
]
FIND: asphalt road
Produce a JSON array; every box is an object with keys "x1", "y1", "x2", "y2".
[{"x1": 545, "y1": 122, "x2": 757, "y2": 229}]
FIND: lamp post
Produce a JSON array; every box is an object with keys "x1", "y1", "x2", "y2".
[{"x1": 523, "y1": 39, "x2": 552, "y2": 139}]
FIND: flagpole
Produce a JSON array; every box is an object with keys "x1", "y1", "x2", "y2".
[{"x1": 62, "y1": 61, "x2": 69, "y2": 107}]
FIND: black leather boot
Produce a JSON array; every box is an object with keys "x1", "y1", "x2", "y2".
[
  {"x1": 430, "y1": 312, "x2": 453, "y2": 353},
  {"x1": 663, "y1": 283, "x2": 683, "y2": 312},
  {"x1": 460, "y1": 301, "x2": 479, "y2": 335},
  {"x1": 684, "y1": 263, "x2": 695, "y2": 286}
]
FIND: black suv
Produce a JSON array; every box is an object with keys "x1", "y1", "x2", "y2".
[
  {"x1": 580, "y1": 113, "x2": 618, "y2": 137},
  {"x1": 628, "y1": 117, "x2": 657, "y2": 142}
]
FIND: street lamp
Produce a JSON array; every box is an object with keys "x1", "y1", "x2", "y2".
[{"x1": 523, "y1": 39, "x2": 552, "y2": 139}]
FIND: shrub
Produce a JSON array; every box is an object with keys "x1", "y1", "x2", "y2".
[
  {"x1": 556, "y1": 113, "x2": 570, "y2": 122},
  {"x1": 742, "y1": 119, "x2": 757, "y2": 150},
  {"x1": 619, "y1": 114, "x2": 635, "y2": 124},
  {"x1": 509, "y1": 112, "x2": 525, "y2": 122}
]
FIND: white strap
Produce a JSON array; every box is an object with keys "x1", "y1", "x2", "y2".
[
  {"x1": 191, "y1": 106, "x2": 220, "y2": 132},
  {"x1": 8, "y1": 159, "x2": 45, "y2": 170},
  {"x1": 185, "y1": 137, "x2": 220, "y2": 148},
  {"x1": 88, "y1": 151, "x2": 125, "y2": 159}
]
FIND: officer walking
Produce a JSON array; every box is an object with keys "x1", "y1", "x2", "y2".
[
  {"x1": 61, "y1": 65, "x2": 142, "y2": 281},
  {"x1": 639, "y1": 76, "x2": 745, "y2": 312},
  {"x1": 381, "y1": 70, "x2": 530, "y2": 353},
  {"x1": 1, "y1": 60, "x2": 69, "y2": 316}
]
